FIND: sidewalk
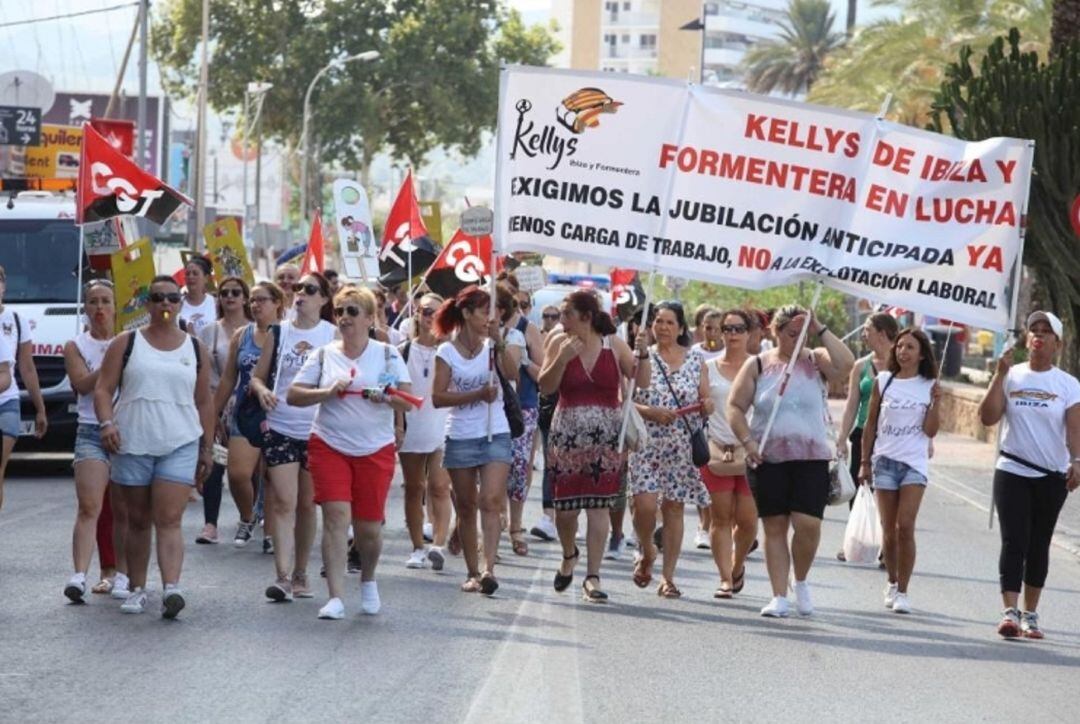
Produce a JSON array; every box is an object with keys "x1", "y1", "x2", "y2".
[{"x1": 828, "y1": 400, "x2": 1080, "y2": 557}]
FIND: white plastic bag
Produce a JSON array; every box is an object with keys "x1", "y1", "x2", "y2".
[{"x1": 842, "y1": 486, "x2": 882, "y2": 564}]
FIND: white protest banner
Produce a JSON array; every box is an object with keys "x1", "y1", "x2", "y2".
[
  {"x1": 332, "y1": 179, "x2": 379, "y2": 282},
  {"x1": 495, "y1": 67, "x2": 1035, "y2": 330}
]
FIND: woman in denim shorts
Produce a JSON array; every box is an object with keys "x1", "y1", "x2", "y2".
[
  {"x1": 62, "y1": 280, "x2": 131, "y2": 604},
  {"x1": 860, "y1": 329, "x2": 940, "y2": 615},
  {"x1": 94, "y1": 276, "x2": 215, "y2": 619},
  {"x1": 432, "y1": 286, "x2": 517, "y2": 596}
]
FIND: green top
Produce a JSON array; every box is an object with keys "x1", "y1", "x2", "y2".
[{"x1": 855, "y1": 357, "x2": 878, "y2": 429}]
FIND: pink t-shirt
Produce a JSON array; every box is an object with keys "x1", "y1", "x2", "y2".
[{"x1": 749, "y1": 354, "x2": 831, "y2": 463}]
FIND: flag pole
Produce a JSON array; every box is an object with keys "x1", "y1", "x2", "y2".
[
  {"x1": 618, "y1": 269, "x2": 655, "y2": 452},
  {"x1": 487, "y1": 232, "x2": 497, "y2": 443},
  {"x1": 75, "y1": 224, "x2": 86, "y2": 336},
  {"x1": 938, "y1": 321, "x2": 954, "y2": 378}
]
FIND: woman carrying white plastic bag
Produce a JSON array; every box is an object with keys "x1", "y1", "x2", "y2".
[
  {"x1": 858, "y1": 329, "x2": 941, "y2": 614},
  {"x1": 842, "y1": 486, "x2": 881, "y2": 565}
]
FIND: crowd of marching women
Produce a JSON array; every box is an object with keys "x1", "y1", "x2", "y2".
[{"x1": 0, "y1": 259, "x2": 1077, "y2": 637}]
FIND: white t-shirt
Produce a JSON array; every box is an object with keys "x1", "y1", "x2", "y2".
[
  {"x1": 872, "y1": 372, "x2": 935, "y2": 477},
  {"x1": 196, "y1": 321, "x2": 234, "y2": 391},
  {"x1": 400, "y1": 340, "x2": 450, "y2": 453},
  {"x1": 267, "y1": 320, "x2": 338, "y2": 439},
  {"x1": 705, "y1": 357, "x2": 737, "y2": 445},
  {"x1": 436, "y1": 339, "x2": 509, "y2": 440},
  {"x1": 0, "y1": 333, "x2": 13, "y2": 400},
  {"x1": 73, "y1": 332, "x2": 111, "y2": 425},
  {"x1": 294, "y1": 340, "x2": 410, "y2": 456},
  {"x1": 180, "y1": 295, "x2": 217, "y2": 337},
  {"x1": 0, "y1": 308, "x2": 29, "y2": 405},
  {"x1": 996, "y1": 363, "x2": 1080, "y2": 477},
  {"x1": 692, "y1": 342, "x2": 723, "y2": 362}
]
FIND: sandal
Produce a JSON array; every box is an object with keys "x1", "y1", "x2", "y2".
[
  {"x1": 460, "y1": 576, "x2": 482, "y2": 593},
  {"x1": 554, "y1": 546, "x2": 580, "y2": 592},
  {"x1": 479, "y1": 572, "x2": 499, "y2": 596},
  {"x1": 714, "y1": 581, "x2": 733, "y2": 599},
  {"x1": 91, "y1": 578, "x2": 113, "y2": 595},
  {"x1": 582, "y1": 575, "x2": 609, "y2": 603},
  {"x1": 657, "y1": 580, "x2": 682, "y2": 599},
  {"x1": 632, "y1": 553, "x2": 654, "y2": 589},
  {"x1": 510, "y1": 529, "x2": 529, "y2": 557},
  {"x1": 732, "y1": 567, "x2": 745, "y2": 594}
]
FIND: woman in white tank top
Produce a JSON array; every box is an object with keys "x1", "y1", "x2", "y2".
[
  {"x1": 62, "y1": 280, "x2": 130, "y2": 603},
  {"x1": 94, "y1": 275, "x2": 215, "y2": 619}
]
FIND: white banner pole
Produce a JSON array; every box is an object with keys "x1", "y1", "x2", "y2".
[{"x1": 617, "y1": 270, "x2": 655, "y2": 452}]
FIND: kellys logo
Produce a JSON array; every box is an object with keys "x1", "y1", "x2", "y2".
[{"x1": 509, "y1": 87, "x2": 623, "y2": 170}]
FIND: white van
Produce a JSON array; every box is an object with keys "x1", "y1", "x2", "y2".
[{"x1": 0, "y1": 191, "x2": 86, "y2": 452}]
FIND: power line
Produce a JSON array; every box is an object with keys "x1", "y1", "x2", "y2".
[{"x1": 0, "y1": 2, "x2": 138, "y2": 29}]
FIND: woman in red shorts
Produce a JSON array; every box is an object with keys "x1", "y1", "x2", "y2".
[
  {"x1": 288, "y1": 287, "x2": 412, "y2": 619},
  {"x1": 701, "y1": 309, "x2": 758, "y2": 598}
]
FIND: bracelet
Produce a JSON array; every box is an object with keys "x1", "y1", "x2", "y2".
[
  {"x1": 636, "y1": 353, "x2": 649, "y2": 360},
  {"x1": 739, "y1": 435, "x2": 754, "y2": 446},
  {"x1": 99, "y1": 419, "x2": 114, "y2": 429},
  {"x1": 816, "y1": 326, "x2": 830, "y2": 339}
]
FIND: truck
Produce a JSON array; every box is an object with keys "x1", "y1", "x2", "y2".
[{"x1": 0, "y1": 189, "x2": 86, "y2": 453}]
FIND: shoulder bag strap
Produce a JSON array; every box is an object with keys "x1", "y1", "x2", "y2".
[
  {"x1": 653, "y1": 351, "x2": 695, "y2": 437},
  {"x1": 269, "y1": 322, "x2": 287, "y2": 391}
]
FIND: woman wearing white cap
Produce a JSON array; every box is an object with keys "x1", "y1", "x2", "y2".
[{"x1": 979, "y1": 311, "x2": 1080, "y2": 640}]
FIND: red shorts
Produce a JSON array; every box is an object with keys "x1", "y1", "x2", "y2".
[
  {"x1": 699, "y1": 467, "x2": 752, "y2": 496},
  {"x1": 308, "y1": 435, "x2": 396, "y2": 521}
]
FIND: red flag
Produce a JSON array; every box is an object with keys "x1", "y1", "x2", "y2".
[
  {"x1": 610, "y1": 268, "x2": 645, "y2": 321},
  {"x1": 301, "y1": 210, "x2": 325, "y2": 275},
  {"x1": 380, "y1": 169, "x2": 429, "y2": 251},
  {"x1": 422, "y1": 228, "x2": 505, "y2": 299},
  {"x1": 76, "y1": 123, "x2": 192, "y2": 225}
]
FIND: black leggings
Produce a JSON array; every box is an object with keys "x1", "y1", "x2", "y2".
[
  {"x1": 993, "y1": 469, "x2": 1068, "y2": 592},
  {"x1": 202, "y1": 463, "x2": 226, "y2": 526},
  {"x1": 848, "y1": 427, "x2": 863, "y2": 510}
]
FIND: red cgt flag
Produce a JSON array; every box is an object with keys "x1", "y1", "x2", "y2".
[
  {"x1": 301, "y1": 210, "x2": 325, "y2": 274},
  {"x1": 76, "y1": 123, "x2": 192, "y2": 226},
  {"x1": 380, "y1": 169, "x2": 429, "y2": 250},
  {"x1": 422, "y1": 228, "x2": 505, "y2": 299}
]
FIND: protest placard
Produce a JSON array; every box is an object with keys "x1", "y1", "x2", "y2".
[
  {"x1": 110, "y1": 238, "x2": 155, "y2": 333},
  {"x1": 495, "y1": 67, "x2": 1035, "y2": 330},
  {"x1": 203, "y1": 217, "x2": 255, "y2": 286}
]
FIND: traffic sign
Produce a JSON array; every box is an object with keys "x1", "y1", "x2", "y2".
[{"x1": 0, "y1": 105, "x2": 41, "y2": 146}]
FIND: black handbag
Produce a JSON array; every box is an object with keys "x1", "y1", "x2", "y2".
[
  {"x1": 495, "y1": 362, "x2": 525, "y2": 439},
  {"x1": 653, "y1": 352, "x2": 710, "y2": 467},
  {"x1": 236, "y1": 323, "x2": 281, "y2": 448}
]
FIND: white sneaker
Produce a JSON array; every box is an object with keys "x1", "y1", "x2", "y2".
[
  {"x1": 793, "y1": 580, "x2": 814, "y2": 616},
  {"x1": 626, "y1": 530, "x2": 639, "y2": 548},
  {"x1": 422, "y1": 522, "x2": 434, "y2": 543},
  {"x1": 161, "y1": 585, "x2": 186, "y2": 619},
  {"x1": 694, "y1": 528, "x2": 710, "y2": 550},
  {"x1": 120, "y1": 588, "x2": 149, "y2": 614},
  {"x1": 530, "y1": 515, "x2": 557, "y2": 541},
  {"x1": 604, "y1": 535, "x2": 625, "y2": 561},
  {"x1": 405, "y1": 548, "x2": 427, "y2": 569},
  {"x1": 64, "y1": 573, "x2": 86, "y2": 603},
  {"x1": 361, "y1": 581, "x2": 381, "y2": 615},
  {"x1": 884, "y1": 582, "x2": 899, "y2": 609},
  {"x1": 111, "y1": 572, "x2": 131, "y2": 600},
  {"x1": 318, "y1": 597, "x2": 345, "y2": 620},
  {"x1": 891, "y1": 592, "x2": 911, "y2": 614},
  {"x1": 760, "y1": 596, "x2": 790, "y2": 618},
  {"x1": 427, "y1": 546, "x2": 445, "y2": 571}
]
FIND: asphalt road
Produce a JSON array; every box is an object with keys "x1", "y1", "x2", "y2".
[{"x1": 1, "y1": 432, "x2": 1079, "y2": 723}]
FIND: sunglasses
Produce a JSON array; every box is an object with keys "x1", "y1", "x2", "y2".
[
  {"x1": 542, "y1": 313, "x2": 559, "y2": 320},
  {"x1": 149, "y1": 292, "x2": 182, "y2": 304},
  {"x1": 419, "y1": 308, "x2": 437, "y2": 318},
  {"x1": 293, "y1": 283, "x2": 320, "y2": 296},
  {"x1": 721, "y1": 324, "x2": 748, "y2": 334},
  {"x1": 334, "y1": 305, "x2": 362, "y2": 318},
  {"x1": 219, "y1": 287, "x2": 245, "y2": 299},
  {"x1": 250, "y1": 295, "x2": 274, "y2": 304}
]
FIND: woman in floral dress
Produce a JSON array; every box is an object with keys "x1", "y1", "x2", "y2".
[
  {"x1": 541, "y1": 291, "x2": 649, "y2": 602},
  {"x1": 630, "y1": 301, "x2": 712, "y2": 598}
]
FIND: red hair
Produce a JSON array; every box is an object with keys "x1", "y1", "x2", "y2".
[{"x1": 433, "y1": 285, "x2": 490, "y2": 337}]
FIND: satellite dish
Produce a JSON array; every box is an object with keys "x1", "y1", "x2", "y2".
[{"x1": 0, "y1": 70, "x2": 56, "y2": 113}]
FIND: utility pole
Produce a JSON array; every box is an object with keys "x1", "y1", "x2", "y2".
[
  {"x1": 193, "y1": 0, "x2": 210, "y2": 249},
  {"x1": 136, "y1": 0, "x2": 149, "y2": 169}
]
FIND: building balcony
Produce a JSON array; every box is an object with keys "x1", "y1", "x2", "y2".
[
  {"x1": 705, "y1": 13, "x2": 779, "y2": 40},
  {"x1": 602, "y1": 11, "x2": 660, "y2": 28},
  {"x1": 602, "y1": 45, "x2": 659, "y2": 60}
]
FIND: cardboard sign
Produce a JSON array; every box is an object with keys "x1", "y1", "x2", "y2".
[
  {"x1": 419, "y1": 200, "x2": 443, "y2": 244},
  {"x1": 513, "y1": 265, "x2": 547, "y2": 293},
  {"x1": 83, "y1": 219, "x2": 124, "y2": 256},
  {"x1": 203, "y1": 217, "x2": 255, "y2": 286},
  {"x1": 461, "y1": 206, "x2": 494, "y2": 237},
  {"x1": 332, "y1": 178, "x2": 379, "y2": 282},
  {"x1": 110, "y1": 238, "x2": 155, "y2": 333}
]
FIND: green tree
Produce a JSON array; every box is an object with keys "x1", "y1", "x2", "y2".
[
  {"x1": 152, "y1": 0, "x2": 559, "y2": 208},
  {"x1": 676, "y1": 281, "x2": 851, "y2": 337},
  {"x1": 1052, "y1": 0, "x2": 1080, "y2": 49},
  {"x1": 743, "y1": 0, "x2": 844, "y2": 95},
  {"x1": 809, "y1": 1, "x2": 1050, "y2": 126},
  {"x1": 930, "y1": 29, "x2": 1080, "y2": 373}
]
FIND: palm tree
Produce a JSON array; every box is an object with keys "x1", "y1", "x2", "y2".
[
  {"x1": 847, "y1": 0, "x2": 858, "y2": 37},
  {"x1": 1052, "y1": 0, "x2": 1080, "y2": 50},
  {"x1": 743, "y1": 0, "x2": 844, "y2": 96}
]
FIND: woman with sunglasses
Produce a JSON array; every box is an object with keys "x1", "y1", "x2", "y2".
[
  {"x1": 629, "y1": 301, "x2": 712, "y2": 598},
  {"x1": 979, "y1": 312, "x2": 1080, "y2": 639},
  {"x1": 540, "y1": 305, "x2": 560, "y2": 336},
  {"x1": 289, "y1": 287, "x2": 412, "y2": 618},
  {"x1": 179, "y1": 256, "x2": 218, "y2": 336},
  {"x1": 249, "y1": 272, "x2": 336, "y2": 602},
  {"x1": 94, "y1": 275, "x2": 216, "y2": 617},
  {"x1": 727, "y1": 304, "x2": 853, "y2": 618},
  {"x1": 701, "y1": 309, "x2": 758, "y2": 599},
  {"x1": 399, "y1": 293, "x2": 453, "y2": 571},
  {"x1": 274, "y1": 265, "x2": 300, "y2": 321},
  {"x1": 214, "y1": 281, "x2": 286, "y2": 549},
  {"x1": 193, "y1": 276, "x2": 253, "y2": 545},
  {"x1": 62, "y1": 280, "x2": 130, "y2": 603},
  {"x1": 432, "y1": 285, "x2": 518, "y2": 595}
]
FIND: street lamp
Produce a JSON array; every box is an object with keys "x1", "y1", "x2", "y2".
[
  {"x1": 242, "y1": 81, "x2": 273, "y2": 251},
  {"x1": 299, "y1": 50, "x2": 380, "y2": 220}
]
